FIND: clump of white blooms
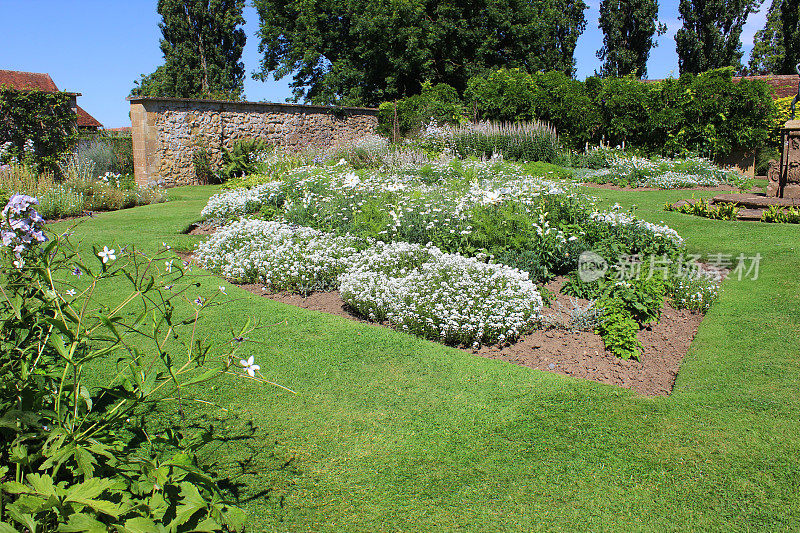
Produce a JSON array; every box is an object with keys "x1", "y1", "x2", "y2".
[
  {"x1": 670, "y1": 273, "x2": 722, "y2": 313},
  {"x1": 590, "y1": 210, "x2": 684, "y2": 245},
  {"x1": 195, "y1": 219, "x2": 365, "y2": 293},
  {"x1": 201, "y1": 181, "x2": 283, "y2": 222},
  {"x1": 580, "y1": 150, "x2": 748, "y2": 189},
  {"x1": 196, "y1": 222, "x2": 542, "y2": 346},
  {"x1": 339, "y1": 242, "x2": 543, "y2": 346}
]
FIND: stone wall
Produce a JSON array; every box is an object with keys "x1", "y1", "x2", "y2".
[{"x1": 128, "y1": 97, "x2": 378, "y2": 187}]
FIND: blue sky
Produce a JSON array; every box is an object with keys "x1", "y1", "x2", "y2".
[{"x1": 0, "y1": 0, "x2": 769, "y2": 128}]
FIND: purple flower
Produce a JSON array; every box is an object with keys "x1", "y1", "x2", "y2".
[
  {"x1": 72, "y1": 267, "x2": 82, "y2": 277},
  {"x1": 193, "y1": 296, "x2": 205, "y2": 306}
]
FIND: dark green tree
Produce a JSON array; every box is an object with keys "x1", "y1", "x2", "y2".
[
  {"x1": 596, "y1": 0, "x2": 667, "y2": 77},
  {"x1": 674, "y1": 0, "x2": 760, "y2": 73},
  {"x1": 253, "y1": 0, "x2": 587, "y2": 106},
  {"x1": 748, "y1": 0, "x2": 784, "y2": 74},
  {"x1": 780, "y1": 0, "x2": 800, "y2": 73},
  {"x1": 132, "y1": 0, "x2": 247, "y2": 99}
]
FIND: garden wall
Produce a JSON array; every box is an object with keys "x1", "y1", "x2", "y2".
[{"x1": 128, "y1": 97, "x2": 379, "y2": 187}]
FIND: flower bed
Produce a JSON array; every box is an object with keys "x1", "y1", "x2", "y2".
[
  {"x1": 577, "y1": 149, "x2": 749, "y2": 189},
  {"x1": 196, "y1": 222, "x2": 543, "y2": 346},
  {"x1": 197, "y1": 157, "x2": 720, "y2": 356}
]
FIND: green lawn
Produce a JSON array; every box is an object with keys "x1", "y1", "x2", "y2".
[{"x1": 53, "y1": 184, "x2": 800, "y2": 531}]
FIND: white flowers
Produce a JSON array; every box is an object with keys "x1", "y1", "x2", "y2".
[
  {"x1": 98, "y1": 246, "x2": 116, "y2": 263},
  {"x1": 239, "y1": 355, "x2": 260, "y2": 377},
  {"x1": 198, "y1": 223, "x2": 542, "y2": 346}
]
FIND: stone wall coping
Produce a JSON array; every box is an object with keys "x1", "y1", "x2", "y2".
[{"x1": 126, "y1": 96, "x2": 378, "y2": 114}]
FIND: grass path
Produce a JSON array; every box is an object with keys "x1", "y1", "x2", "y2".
[{"x1": 55, "y1": 184, "x2": 800, "y2": 531}]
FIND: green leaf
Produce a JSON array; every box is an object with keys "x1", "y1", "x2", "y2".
[
  {"x1": 168, "y1": 482, "x2": 207, "y2": 528},
  {"x1": 116, "y1": 517, "x2": 163, "y2": 533},
  {"x1": 74, "y1": 447, "x2": 97, "y2": 478},
  {"x1": 181, "y1": 368, "x2": 221, "y2": 388},
  {"x1": 64, "y1": 478, "x2": 121, "y2": 518},
  {"x1": 0, "y1": 521, "x2": 21, "y2": 533},
  {"x1": 57, "y1": 513, "x2": 108, "y2": 533}
]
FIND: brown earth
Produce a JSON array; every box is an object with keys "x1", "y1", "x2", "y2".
[{"x1": 232, "y1": 276, "x2": 702, "y2": 397}]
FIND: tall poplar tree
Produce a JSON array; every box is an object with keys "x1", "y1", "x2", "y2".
[
  {"x1": 748, "y1": 0, "x2": 785, "y2": 74},
  {"x1": 596, "y1": 0, "x2": 667, "y2": 78},
  {"x1": 132, "y1": 0, "x2": 246, "y2": 99},
  {"x1": 780, "y1": 0, "x2": 800, "y2": 73},
  {"x1": 674, "y1": 0, "x2": 760, "y2": 73}
]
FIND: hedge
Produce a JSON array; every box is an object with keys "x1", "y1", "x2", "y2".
[{"x1": 379, "y1": 67, "x2": 777, "y2": 159}]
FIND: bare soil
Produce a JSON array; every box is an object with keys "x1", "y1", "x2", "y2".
[{"x1": 232, "y1": 276, "x2": 703, "y2": 397}]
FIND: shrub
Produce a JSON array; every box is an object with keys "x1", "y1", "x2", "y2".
[
  {"x1": 668, "y1": 273, "x2": 721, "y2": 313},
  {"x1": 463, "y1": 67, "x2": 775, "y2": 159},
  {"x1": 76, "y1": 137, "x2": 115, "y2": 177},
  {"x1": 378, "y1": 82, "x2": 466, "y2": 137},
  {"x1": 595, "y1": 299, "x2": 643, "y2": 359},
  {"x1": 761, "y1": 204, "x2": 800, "y2": 223},
  {"x1": 193, "y1": 144, "x2": 218, "y2": 184},
  {"x1": 445, "y1": 121, "x2": 563, "y2": 163},
  {"x1": 0, "y1": 195, "x2": 254, "y2": 530},
  {"x1": 222, "y1": 138, "x2": 271, "y2": 181},
  {"x1": 665, "y1": 198, "x2": 739, "y2": 220}
]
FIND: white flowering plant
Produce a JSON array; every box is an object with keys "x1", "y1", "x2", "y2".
[
  {"x1": 0, "y1": 195, "x2": 281, "y2": 531},
  {"x1": 578, "y1": 148, "x2": 750, "y2": 189}
]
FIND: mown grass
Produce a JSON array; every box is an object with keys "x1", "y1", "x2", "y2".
[{"x1": 52, "y1": 181, "x2": 800, "y2": 531}]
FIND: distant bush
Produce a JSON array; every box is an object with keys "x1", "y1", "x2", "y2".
[
  {"x1": 378, "y1": 82, "x2": 466, "y2": 137},
  {"x1": 383, "y1": 67, "x2": 776, "y2": 160}
]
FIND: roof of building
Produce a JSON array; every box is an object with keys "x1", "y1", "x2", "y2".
[
  {"x1": 0, "y1": 69, "x2": 59, "y2": 92},
  {"x1": 77, "y1": 105, "x2": 102, "y2": 128},
  {"x1": 732, "y1": 74, "x2": 798, "y2": 99},
  {"x1": 0, "y1": 69, "x2": 101, "y2": 127}
]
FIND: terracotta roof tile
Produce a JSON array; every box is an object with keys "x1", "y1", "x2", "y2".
[
  {"x1": 0, "y1": 69, "x2": 59, "y2": 92},
  {"x1": 77, "y1": 105, "x2": 103, "y2": 128}
]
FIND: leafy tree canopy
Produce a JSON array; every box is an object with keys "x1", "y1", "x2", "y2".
[
  {"x1": 748, "y1": 0, "x2": 784, "y2": 74},
  {"x1": 674, "y1": 0, "x2": 760, "y2": 74},
  {"x1": 253, "y1": 0, "x2": 588, "y2": 106},
  {"x1": 596, "y1": 0, "x2": 667, "y2": 78},
  {"x1": 132, "y1": 0, "x2": 246, "y2": 99}
]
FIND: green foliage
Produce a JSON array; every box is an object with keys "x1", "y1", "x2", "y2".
[
  {"x1": 132, "y1": 0, "x2": 246, "y2": 99},
  {"x1": 675, "y1": 0, "x2": 760, "y2": 73},
  {"x1": 378, "y1": 83, "x2": 466, "y2": 137},
  {"x1": 222, "y1": 139, "x2": 271, "y2": 181},
  {"x1": 664, "y1": 198, "x2": 739, "y2": 220},
  {"x1": 596, "y1": 0, "x2": 667, "y2": 78},
  {"x1": 781, "y1": 0, "x2": 800, "y2": 74},
  {"x1": 253, "y1": 0, "x2": 587, "y2": 106},
  {"x1": 748, "y1": 0, "x2": 786, "y2": 74},
  {"x1": 463, "y1": 67, "x2": 775, "y2": 157},
  {"x1": 602, "y1": 276, "x2": 665, "y2": 325},
  {"x1": 761, "y1": 204, "x2": 800, "y2": 223},
  {"x1": 594, "y1": 298, "x2": 643, "y2": 359},
  {"x1": 0, "y1": 87, "x2": 78, "y2": 174},
  {"x1": 0, "y1": 199, "x2": 259, "y2": 530},
  {"x1": 193, "y1": 144, "x2": 218, "y2": 185}
]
